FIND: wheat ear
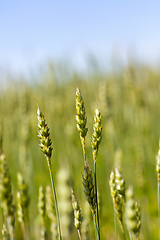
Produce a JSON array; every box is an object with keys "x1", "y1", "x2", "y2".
[
  {"x1": 125, "y1": 187, "x2": 141, "y2": 240},
  {"x1": 109, "y1": 170, "x2": 125, "y2": 234},
  {"x1": 37, "y1": 106, "x2": 62, "y2": 240},
  {"x1": 91, "y1": 108, "x2": 102, "y2": 238},
  {"x1": 82, "y1": 163, "x2": 100, "y2": 240},
  {"x1": 71, "y1": 189, "x2": 83, "y2": 240},
  {"x1": 0, "y1": 153, "x2": 15, "y2": 240},
  {"x1": 17, "y1": 172, "x2": 30, "y2": 239},
  {"x1": 75, "y1": 87, "x2": 88, "y2": 163}
]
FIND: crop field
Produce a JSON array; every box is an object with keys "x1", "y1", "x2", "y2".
[{"x1": 0, "y1": 63, "x2": 160, "y2": 239}]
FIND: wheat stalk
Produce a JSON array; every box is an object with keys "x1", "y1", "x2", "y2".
[{"x1": 37, "y1": 106, "x2": 62, "y2": 240}]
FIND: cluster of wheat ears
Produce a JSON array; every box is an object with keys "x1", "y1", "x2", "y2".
[{"x1": 0, "y1": 86, "x2": 160, "y2": 240}]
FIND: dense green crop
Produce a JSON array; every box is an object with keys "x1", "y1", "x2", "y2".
[{"x1": 0, "y1": 63, "x2": 160, "y2": 239}]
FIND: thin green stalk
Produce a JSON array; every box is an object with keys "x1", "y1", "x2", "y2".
[
  {"x1": 94, "y1": 161, "x2": 100, "y2": 238},
  {"x1": 123, "y1": 231, "x2": 126, "y2": 240},
  {"x1": 129, "y1": 230, "x2": 132, "y2": 240},
  {"x1": 93, "y1": 214, "x2": 100, "y2": 240},
  {"x1": 114, "y1": 209, "x2": 117, "y2": 239},
  {"x1": 48, "y1": 161, "x2": 62, "y2": 240}
]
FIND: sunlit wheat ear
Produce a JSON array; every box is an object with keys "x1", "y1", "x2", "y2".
[
  {"x1": 115, "y1": 168, "x2": 125, "y2": 203},
  {"x1": 38, "y1": 186, "x2": 46, "y2": 224},
  {"x1": 0, "y1": 153, "x2": 15, "y2": 240},
  {"x1": 17, "y1": 191, "x2": 27, "y2": 239},
  {"x1": 109, "y1": 170, "x2": 124, "y2": 232},
  {"x1": 71, "y1": 189, "x2": 83, "y2": 240},
  {"x1": 17, "y1": 172, "x2": 30, "y2": 209},
  {"x1": 125, "y1": 187, "x2": 141, "y2": 239},
  {"x1": 38, "y1": 186, "x2": 47, "y2": 240},
  {"x1": 135, "y1": 202, "x2": 141, "y2": 237},
  {"x1": 75, "y1": 87, "x2": 88, "y2": 162},
  {"x1": 17, "y1": 192, "x2": 24, "y2": 223},
  {"x1": 91, "y1": 108, "x2": 102, "y2": 162},
  {"x1": 46, "y1": 185, "x2": 58, "y2": 239},
  {"x1": 37, "y1": 107, "x2": 53, "y2": 170},
  {"x1": 37, "y1": 106, "x2": 62, "y2": 240}
]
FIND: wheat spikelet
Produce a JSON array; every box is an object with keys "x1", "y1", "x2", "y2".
[
  {"x1": 109, "y1": 170, "x2": 124, "y2": 232},
  {"x1": 37, "y1": 107, "x2": 53, "y2": 169},
  {"x1": 125, "y1": 187, "x2": 141, "y2": 238},
  {"x1": 71, "y1": 189, "x2": 83, "y2": 240},
  {"x1": 91, "y1": 108, "x2": 102, "y2": 162},
  {"x1": 82, "y1": 163, "x2": 96, "y2": 215},
  {"x1": 0, "y1": 153, "x2": 15, "y2": 240}
]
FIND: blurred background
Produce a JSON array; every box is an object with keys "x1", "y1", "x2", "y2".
[{"x1": 0, "y1": 1, "x2": 160, "y2": 239}]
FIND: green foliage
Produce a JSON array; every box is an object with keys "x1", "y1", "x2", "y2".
[{"x1": 0, "y1": 63, "x2": 160, "y2": 239}]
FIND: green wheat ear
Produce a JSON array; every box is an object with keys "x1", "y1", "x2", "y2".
[
  {"x1": 71, "y1": 189, "x2": 83, "y2": 240},
  {"x1": 37, "y1": 106, "x2": 62, "y2": 240},
  {"x1": 109, "y1": 170, "x2": 124, "y2": 233},
  {"x1": 75, "y1": 87, "x2": 88, "y2": 163},
  {"x1": 0, "y1": 153, "x2": 15, "y2": 240},
  {"x1": 82, "y1": 163, "x2": 96, "y2": 215},
  {"x1": 37, "y1": 107, "x2": 53, "y2": 170},
  {"x1": 82, "y1": 163, "x2": 100, "y2": 240},
  {"x1": 125, "y1": 187, "x2": 141, "y2": 239},
  {"x1": 75, "y1": 87, "x2": 88, "y2": 139},
  {"x1": 91, "y1": 108, "x2": 102, "y2": 162}
]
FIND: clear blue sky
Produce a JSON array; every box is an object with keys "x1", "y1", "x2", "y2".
[{"x1": 1, "y1": 1, "x2": 160, "y2": 74}]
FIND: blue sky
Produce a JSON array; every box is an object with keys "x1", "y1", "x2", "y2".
[{"x1": 1, "y1": 1, "x2": 160, "y2": 74}]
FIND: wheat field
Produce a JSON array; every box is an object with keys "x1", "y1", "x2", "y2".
[{"x1": 0, "y1": 62, "x2": 160, "y2": 239}]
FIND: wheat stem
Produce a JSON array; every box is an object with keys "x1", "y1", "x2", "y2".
[
  {"x1": 94, "y1": 161, "x2": 100, "y2": 238},
  {"x1": 49, "y1": 165, "x2": 62, "y2": 240},
  {"x1": 114, "y1": 209, "x2": 117, "y2": 239},
  {"x1": 93, "y1": 214, "x2": 100, "y2": 240}
]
